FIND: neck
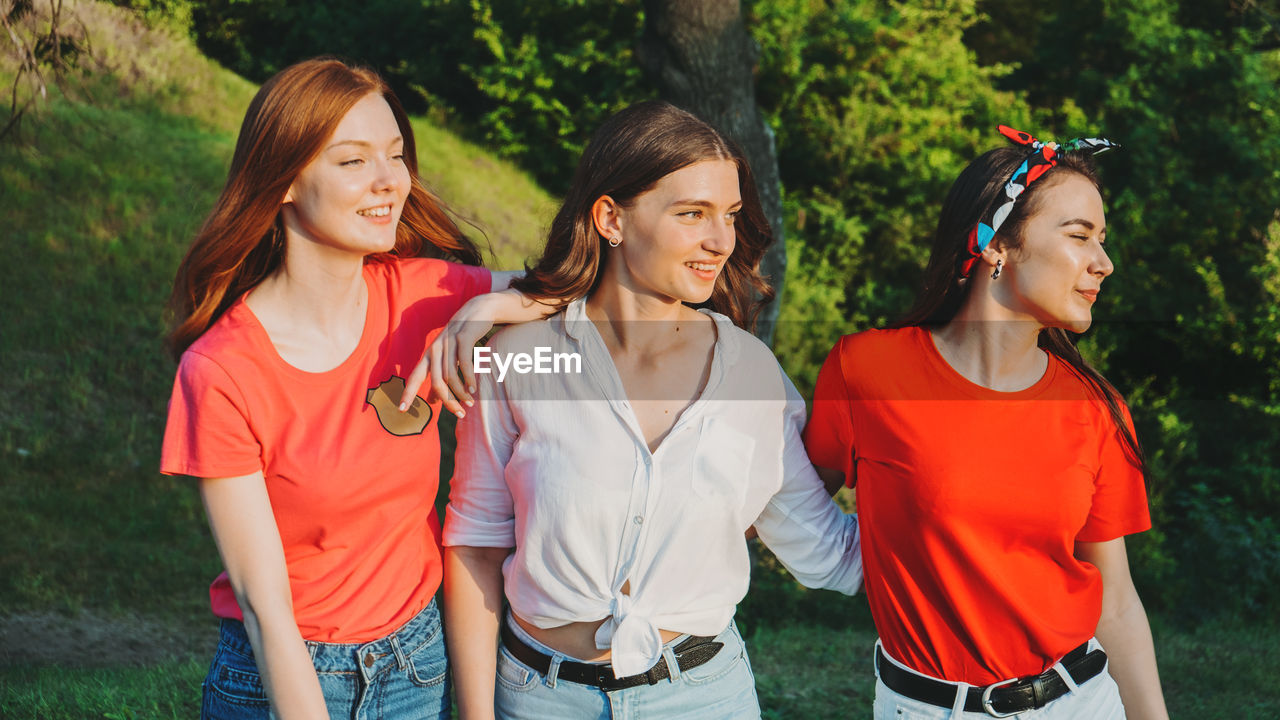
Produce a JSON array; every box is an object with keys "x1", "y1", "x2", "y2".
[
  {"x1": 252, "y1": 239, "x2": 367, "y2": 336},
  {"x1": 931, "y1": 290, "x2": 1045, "y2": 391},
  {"x1": 584, "y1": 273, "x2": 696, "y2": 354}
]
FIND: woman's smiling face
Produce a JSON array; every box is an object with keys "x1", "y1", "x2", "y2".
[
  {"x1": 281, "y1": 92, "x2": 411, "y2": 256},
  {"x1": 994, "y1": 172, "x2": 1115, "y2": 333},
  {"x1": 609, "y1": 159, "x2": 742, "y2": 304}
]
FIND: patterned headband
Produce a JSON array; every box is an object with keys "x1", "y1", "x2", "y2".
[{"x1": 960, "y1": 125, "x2": 1119, "y2": 278}]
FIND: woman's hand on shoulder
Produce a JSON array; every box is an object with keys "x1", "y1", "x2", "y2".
[
  {"x1": 400, "y1": 292, "x2": 505, "y2": 418},
  {"x1": 399, "y1": 281, "x2": 558, "y2": 418}
]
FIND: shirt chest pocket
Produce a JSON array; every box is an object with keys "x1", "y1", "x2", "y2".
[{"x1": 691, "y1": 417, "x2": 756, "y2": 501}]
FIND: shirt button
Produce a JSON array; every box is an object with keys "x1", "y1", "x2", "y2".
[
  {"x1": 364, "y1": 652, "x2": 376, "y2": 668},
  {"x1": 634, "y1": 515, "x2": 644, "y2": 525}
]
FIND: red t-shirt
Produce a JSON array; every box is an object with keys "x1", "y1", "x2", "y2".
[
  {"x1": 804, "y1": 326, "x2": 1149, "y2": 685},
  {"x1": 161, "y1": 257, "x2": 491, "y2": 642}
]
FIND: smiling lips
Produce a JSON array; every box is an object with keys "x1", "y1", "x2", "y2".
[
  {"x1": 357, "y1": 204, "x2": 394, "y2": 222},
  {"x1": 685, "y1": 260, "x2": 720, "y2": 280}
]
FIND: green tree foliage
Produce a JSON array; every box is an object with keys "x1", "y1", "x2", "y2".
[
  {"x1": 968, "y1": 0, "x2": 1280, "y2": 618},
  {"x1": 183, "y1": 0, "x2": 472, "y2": 111},
  {"x1": 747, "y1": 0, "x2": 1036, "y2": 389},
  {"x1": 180, "y1": 0, "x2": 644, "y2": 190},
  {"x1": 456, "y1": 1, "x2": 644, "y2": 188}
]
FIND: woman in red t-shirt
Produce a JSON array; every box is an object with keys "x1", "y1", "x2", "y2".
[
  {"x1": 806, "y1": 128, "x2": 1169, "y2": 719},
  {"x1": 162, "y1": 58, "x2": 544, "y2": 719}
]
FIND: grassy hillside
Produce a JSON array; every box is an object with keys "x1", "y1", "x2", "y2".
[{"x1": 0, "y1": 0, "x2": 554, "y2": 623}]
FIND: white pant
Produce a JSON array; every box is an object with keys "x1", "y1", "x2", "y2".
[{"x1": 872, "y1": 639, "x2": 1126, "y2": 720}]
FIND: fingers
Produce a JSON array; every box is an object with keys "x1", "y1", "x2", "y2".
[
  {"x1": 400, "y1": 352, "x2": 430, "y2": 412},
  {"x1": 444, "y1": 328, "x2": 475, "y2": 410},
  {"x1": 399, "y1": 328, "x2": 480, "y2": 420},
  {"x1": 429, "y1": 332, "x2": 467, "y2": 419},
  {"x1": 455, "y1": 321, "x2": 482, "y2": 399}
]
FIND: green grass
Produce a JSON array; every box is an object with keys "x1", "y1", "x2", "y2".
[
  {"x1": 751, "y1": 621, "x2": 878, "y2": 718},
  {"x1": 0, "y1": 659, "x2": 205, "y2": 719},
  {"x1": 413, "y1": 119, "x2": 558, "y2": 269},
  {"x1": 2, "y1": 615, "x2": 1277, "y2": 718}
]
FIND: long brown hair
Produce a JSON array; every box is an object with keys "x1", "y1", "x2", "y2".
[
  {"x1": 167, "y1": 57, "x2": 482, "y2": 360},
  {"x1": 896, "y1": 145, "x2": 1145, "y2": 472},
  {"x1": 511, "y1": 101, "x2": 774, "y2": 330}
]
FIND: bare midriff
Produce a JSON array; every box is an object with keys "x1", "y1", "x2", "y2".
[{"x1": 511, "y1": 613, "x2": 683, "y2": 664}]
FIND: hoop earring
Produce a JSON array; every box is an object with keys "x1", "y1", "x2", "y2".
[
  {"x1": 991, "y1": 259, "x2": 1003, "y2": 280},
  {"x1": 608, "y1": 235, "x2": 622, "y2": 248}
]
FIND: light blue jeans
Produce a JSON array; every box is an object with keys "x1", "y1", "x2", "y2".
[
  {"x1": 494, "y1": 616, "x2": 761, "y2": 719},
  {"x1": 201, "y1": 599, "x2": 450, "y2": 720},
  {"x1": 872, "y1": 638, "x2": 1126, "y2": 720}
]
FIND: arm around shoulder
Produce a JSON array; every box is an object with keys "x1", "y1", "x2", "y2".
[
  {"x1": 753, "y1": 372, "x2": 862, "y2": 596},
  {"x1": 399, "y1": 275, "x2": 558, "y2": 416},
  {"x1": 753, "y1": 469, "x2": 862, "y2": 596}
]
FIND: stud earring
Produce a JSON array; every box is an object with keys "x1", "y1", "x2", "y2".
[
  {"x1": 609, "y1": 235, "x2": 622, "y2": 248},
  {"x1": 991, "y1": 259, "x2": 1003, "y2": 280}
]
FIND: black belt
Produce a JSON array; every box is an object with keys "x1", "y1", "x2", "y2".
[
  {"x1": 876, "y1": 641, "x2": 1108, "y2": 718},
  {"x1": 499, "y1": 620, "x2": 723, "y2": 692}
]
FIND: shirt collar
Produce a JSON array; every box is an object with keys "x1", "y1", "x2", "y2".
[
  {"x1": 558, "y1": 296, "x2": 742, "y2": 365},
  {"x1": 560, "y1": 296, "x2": 590, "y2": 342}
]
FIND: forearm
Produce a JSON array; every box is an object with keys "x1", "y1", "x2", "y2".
[
  {"x1": 754, "y1": 478, "x2": 862, "y2": 596},
  {"x1": 240, "y1": 601, "x2": 328, "y2": 719},
  {"x1": 400, "y1": 279, "x2": 559, "y2": 413},
  {"x1": 200, "y1": 473, "x2": 326, "y2": 719},
  {"x1": 481, "y1": 287, "x2": 558, "y2": 325},
  {"x1": 444, "y1": 545, "x2": 511, "y2": 720},
  {"x1": 1095, "y1": 597, "x2": 1168, "y2": 720}
]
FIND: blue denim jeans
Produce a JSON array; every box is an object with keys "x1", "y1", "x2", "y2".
[
  {"x1": 201, "y1": 599, "x2": 450, "y2": 720},
  {"x1": 493, "y1": 615, "x2": 761, "y2": 720}
]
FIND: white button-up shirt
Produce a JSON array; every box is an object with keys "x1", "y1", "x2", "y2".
[{"x1": 443, "y1": 298, "x2": 861, "y2": 676}]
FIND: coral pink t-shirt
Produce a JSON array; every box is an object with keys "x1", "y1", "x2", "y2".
[
  {"x1": 161, "y1": 257, "x2": 490, "y2": 642},
  {"x1": 804, "y1": 327, "x2": 1150, "y2": 685}
]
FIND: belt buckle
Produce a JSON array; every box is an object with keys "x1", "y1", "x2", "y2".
[
  {"x1": 981, "y1": 677, "x2": 1021, "y2": 718},
  {"x1": 596, "y1": 664, "x2": 618, "y2": 689}
]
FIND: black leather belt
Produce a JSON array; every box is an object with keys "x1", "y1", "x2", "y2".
[
  {"x1": 499, "y1": 620, "x2": 723, "y2": 692},
  {"x1": 876, "y1": 641, "x2": 1108, "y2": 717}
]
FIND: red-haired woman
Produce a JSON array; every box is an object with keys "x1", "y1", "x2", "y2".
[
  {"x1": 161, "y1": 58, "x2": 543, "y2": 719},
  {"x1": 442, "y1": 101, "x2": 861, "y2": 719},
  {"x1": 806, "y1": 129, "x2": 1169, "y2": 719}
]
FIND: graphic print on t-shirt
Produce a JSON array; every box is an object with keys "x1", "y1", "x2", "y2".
[{"x1": 366, "y1": 375, "x2": 433, "y2": 436}]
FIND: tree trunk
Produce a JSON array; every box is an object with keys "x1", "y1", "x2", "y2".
[{"x1": 638, "y1": 0, "x2": 784, "y2": 345}]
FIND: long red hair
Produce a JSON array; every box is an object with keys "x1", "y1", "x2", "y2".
[{"x1": 167, "y1": 57, "x2": 482, "y2": 360}]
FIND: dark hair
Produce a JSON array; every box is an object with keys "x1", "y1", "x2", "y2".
[
  {"x1": 511, "y1": 100, "x2": 774, "y2": 330},
  {"x1": 896, "y1": 145, "x2": 1145, "y2": 472},
  {"x1": 167, "y1": 57, "x2": 482, "y2": 361}
]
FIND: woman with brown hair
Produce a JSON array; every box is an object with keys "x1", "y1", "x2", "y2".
[
  {"x1": 161, "y1": 57, "x2": 543, "y2": 719},
  {"x1": 442, "y1": 100, "x2": 862, "y2": 719},
  {"x1": 806, "y1": 127, "x2": 1168, "y2": 719}
]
